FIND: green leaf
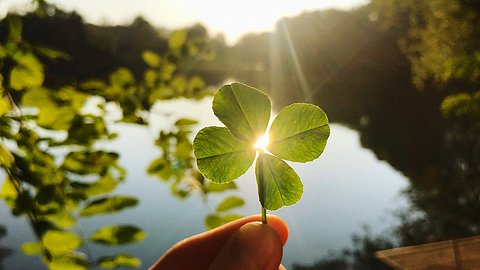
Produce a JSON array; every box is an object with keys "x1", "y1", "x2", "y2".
[
  {"x1": 22, "y1": 86, "x2": 52, "y2": 107},
  {"x1": 21, "y1": 242, "x2": 42, "y2": 255},
  {"x1": 10, "y1": 52, "x2": 44, "y2": 90},
  {"x1": 169, "y1": 30, "x2": 187, "y2": 50},
  {"x1": 268, "y1": 103, "x2": 330, "y2": 162},
  {"x1": 213, "y1": 83, "x2": 271, "y2": 142},
  {"x1": 147, "y1": 157, "x2": 172, "y2": 181},
  {"x1": 80, "y1": 80, "x2": 107, "y2": 91},
  {"x1": 0, "y1": 144, "x2": 13, "y2": 167},
  {"x1": 49, "y1": 254, "x2": 88, "y2": 270},
  {"x1": 144, "y1": 70, "x2": 157, "y2": 88},
  {"x1": 21, "y1": 87, "x2": 76, "y2": 130},
  {"x1": 0, "y1": 178, "x2": 16, "y2": 200},
  {"x1": 62, "y1": 151, "x2": 119, "y2": 175},
  {"x1": 110, "y1": 68, "x2": 134, "y2": 87},
  {"x1": 39, "y1": 106, "x2": 76, "y2": 130},
  {"x1": 42, "y1": 230, "x2": 82, "y2": 255},
  {"x1": 255, "y1": 153, "x2": 303, "y2": 210},
  {"x1": 80, "y1": 196, "x2": 138, "y2": 217},
  {"x1": 45, "y1": 210, "x2": 76, "y2": 228},
  {"x1": 7, "y1": 15, "x2": 22, "y2": 42},
  {"x1": 83, "y1": 175, "x2": 118, "y2": 196},
  {"x1": 33, "y1": 45, "x2": 71, "y2": 60},
  {"x1": 205, "y1": 182, "x2": 236, "y2": 193},
  {"x1": 193, "y1": 126, "x2": 255, "y2": 183},
  {"x1": 141, "y1": 50, "x2": 161, "y2": 67},
  {"x1": 205, "y1": 214, "x2": 243, "y2": 230},
  {"x1": 0, "y1": 97, "x2": 10, "y2": 117},
  {"x1": 90, "y1": 225, "x2": 145, "y2": 245},
  {"x1": 216, "y1": 196, "x2": 244, "y2": 212},
  {"x1": 97, "y1": 253, "x2": 141, "y2": 269},
  {"x1": 174, "y1": 118, "x2": 198, "y2": 126}
]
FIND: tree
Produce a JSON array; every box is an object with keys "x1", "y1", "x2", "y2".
[{"x1": 0, "y1": 5, "x2": 221, "y2": 269}]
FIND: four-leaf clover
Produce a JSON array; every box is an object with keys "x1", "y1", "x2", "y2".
[{"x1": 193, "y1": 83, "x2": 330, "y2": 219}]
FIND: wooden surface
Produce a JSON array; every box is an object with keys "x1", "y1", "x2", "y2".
[{"x1": 376, "y1": 235, "x2": 480, "y2": 269}]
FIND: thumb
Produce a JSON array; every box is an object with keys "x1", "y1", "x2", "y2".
[{"x1": 209, "y1": 222, "x2": 283, "y2": 270}]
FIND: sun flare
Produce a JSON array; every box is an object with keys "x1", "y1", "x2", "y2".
[{"x1": 254, "y1": 134, "x2": 270, "y2": 151}]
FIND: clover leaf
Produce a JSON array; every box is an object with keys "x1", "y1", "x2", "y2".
[{"x1": 193, "y1": 82, "x2": 330, "y2": 222}]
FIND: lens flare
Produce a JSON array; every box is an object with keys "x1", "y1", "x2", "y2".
[{"x1": 254, "y1": 134, "x2": 270, "y2": 151}]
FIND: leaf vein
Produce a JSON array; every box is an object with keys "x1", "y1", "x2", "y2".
[
  {"x1": 198, "y1": 150, "x2": 250, "y2": 160},
  {"x1": 265, "y1": 156, "x2": 286, "y2": 205},
  {"x1": 270, "y1": 123, "x2": 329, "y2": 145},
  {"x1": 230, "y1": 85, "x2": 255, "y2": 139}
]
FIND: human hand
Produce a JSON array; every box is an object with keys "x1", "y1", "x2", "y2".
[{"x1": 150, "y1": 214, "x2": 289, "y2": 270}]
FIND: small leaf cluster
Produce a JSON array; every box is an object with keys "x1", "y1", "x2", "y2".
[
  {"x1": 193, "y1": 83, "x2": 330, "y2": 210},
  {"x1": 0, "y1": 11, "x2": 217, "y2": 269},
  {"x1": 147, "y1": 117, "x2": 243, "y2": 202}
]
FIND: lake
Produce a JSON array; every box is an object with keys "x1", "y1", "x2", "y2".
[{"x1": 0, "y1": 97, "x2": 409, "y2": 269}]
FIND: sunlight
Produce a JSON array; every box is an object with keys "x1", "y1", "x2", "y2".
[
  {"x1": 254, "y1": 134, "x2": 270, "y2": 151},
  {"x1": 2, "y1": 0, "x2": 368, "y2": 44}
]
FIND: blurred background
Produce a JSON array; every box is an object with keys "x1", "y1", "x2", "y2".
[{"x1": 0, "y1": 0, "x2": 479, "y2": 269}]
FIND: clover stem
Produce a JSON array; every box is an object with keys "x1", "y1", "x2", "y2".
[
  {"x1": 257, "y1": 153, "x2": 268, "y2": 224},
  {"x1": 262, "y1": 207, "x2": 267, "y2": 224}
]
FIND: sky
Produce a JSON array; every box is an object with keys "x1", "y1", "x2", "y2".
[{"x1": 1, "y1": 0, "x2": 368, "y2": 44}]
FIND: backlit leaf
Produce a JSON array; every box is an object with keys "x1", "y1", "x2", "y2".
[
  {"x1": 0, "y1": 144, "x2": 13, "y2": 167},
  {"x1": 62, "y1": 151, "x2": 119, "y2": 175},
  {"x1": 38, "y1": 106, "x2": 75, "y2": 130},
  {"x1": 193, "y1": 127, "x2": 255, "y2": 183},
  {"x1": 42, "y1": 230, "x2": 82, "y2": 255},
  {"x1": 144, "y1": 70, "x2": 157, "y2": 88},
  {"x1": 80, "y1": 196, "x2": 138, "y2": 217},
  {"x1": 33, "y1": 45, "x2": 71, "y2": 60},
  {"x1": 90, "y1": 225, "x2": 145, "y2": 245},
  {"x1": 7, "y1": 15, "x2": 22, "y2": 42},
  {"x1": 205, "y1": 214, "x2": 243, "y2": 230},
  {"x1": 174, "y1": 140, "x2": 192, "y2": 159},
  {"x1": 0, "y1": 178, "x2": 16, "y2": 201},
  {"x1": 10, "y1": 52, "x2": 44, "y2": 90},
  {"x1": 169, "y1": 30, "x2": 187, "y2": 50},
  {"x1": 49, "y1": 254, "x2": 88, "y2": 270},
  {"x1": 142, "y1": 50, "x2": 161, "y2": 67},
  {"x1": 268, "y1": 103, "x2": 330, "y2": 162},
  {"x1": 21, "y1": 242, "x2": 42, "y2": 256},
  {"x1": 174, "y1": 118, "x2": 198, "y2": 126},
  {"x1": 216, "y1": 196, "x2": 244, "y2": 212},
  {"x1": 110, "y1": 68, "x2": 134, "y2": 87},
  {"x1": 205, "y1": 182, "x2": 237, "y2": 193},
  {"x1": 83, "y1": 175, "x2": 118, "y2": 196},
  {"x1": 44, "y1": 210, "x2": 76, "y2": 228},
  {"x1": 147, "y1": 157, "x2": 172, "y2": 180},
  {"x1": 97, "y1": 253, "x2": 141, "y2": 269},
  {"x1": 80, "y1": 80, "x2": 106, "y2": 91},
  {"x1": 255, "y1": 153, "x2": 303, "y2": 210},
  {"x1": 213, "y1": 83, "x2": 270, "y2": 142},
  {"x1": 0, "y1": 97, "x2": 10, "y2": 117}
]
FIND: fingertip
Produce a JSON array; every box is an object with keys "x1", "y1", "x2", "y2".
[
  {"x1": 210, "y1": 222, "x2": 283, "y2": 270},
  {"x1": 264, "y1": 214, "x2": 289, "y2": 246}
]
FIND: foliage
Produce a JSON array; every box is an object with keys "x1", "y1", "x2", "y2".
[
  {"x1": 0, "y1": 6, "x2": 215, "y2": 269},
  {"x1": 370, "y1": 0, "x2": 480, "y2": 88},
  {"x1": 193, "y1": 82, "x2": 330, "y2": 215}
]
